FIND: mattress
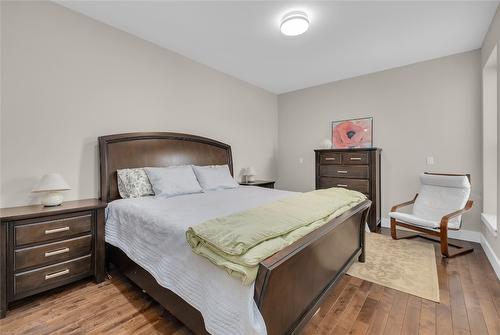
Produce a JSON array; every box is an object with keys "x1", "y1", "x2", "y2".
[{"x1": 105, "y1": 186, "x2": 296, "y2": 335}]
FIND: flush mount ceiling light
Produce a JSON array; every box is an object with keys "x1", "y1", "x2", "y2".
[{"x1": 280, "y1": 11, "x2": 310, "y2": 36}]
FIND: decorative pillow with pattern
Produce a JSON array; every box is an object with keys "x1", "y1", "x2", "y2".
[{"x1": 117, "y1": 168, "x2": 154, "y2": 198}]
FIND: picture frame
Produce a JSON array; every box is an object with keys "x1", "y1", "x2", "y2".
[{"x1": 331, "y1": 117, "x2": 373, "y2": 149}]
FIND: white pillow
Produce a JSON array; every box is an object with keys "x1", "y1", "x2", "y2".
[
  {"x1": 193, "y1": 165, "x2": 239, "y2": 191},
  {"x1": 144, "y1": 166, "x2": 202, "y2": 198}
]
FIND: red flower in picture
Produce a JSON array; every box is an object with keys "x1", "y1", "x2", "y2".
[{"x1": 333, "y1": 119, "x2": 372, "y2": 148}]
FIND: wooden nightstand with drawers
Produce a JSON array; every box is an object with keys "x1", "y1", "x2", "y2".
[
  {"x1": 0, "y1": 199, "x2": 106, "y2": 318},
  {"x1": 239, "y1": 180, "x2": 275, "y2": 189}
]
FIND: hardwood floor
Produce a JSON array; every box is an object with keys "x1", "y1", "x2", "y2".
[{"x1": 1, "y1": 230, "x2": 499, "y2": 335}]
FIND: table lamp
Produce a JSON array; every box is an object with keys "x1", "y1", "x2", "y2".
[
  {"x1": 32, "y1": 173, "x2": 71, "y2": 206},
  {"x1": 320, "y1": 139, "x2": 332, "y2": 149},
  {"x1": 246, "y1": 166, "x2": 257, "y2": 183}
]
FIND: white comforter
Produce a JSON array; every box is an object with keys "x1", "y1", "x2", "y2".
[{"x1": 105, "y1": 186, "x2": 296, "y2": 335}]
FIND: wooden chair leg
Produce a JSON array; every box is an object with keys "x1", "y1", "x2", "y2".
[
  {"x1": 391, "y1": 220, "x2": 474, "y2": 258},
  {"x1": 440, "y1": 227, "x2": 474, "y2": 258},
  {"x1": 443, "y1": 246, "x2": 474, "y2": 258},
  {"x1": 440, "y1": 227, "x2": 449, "y2": 256},
  {"x1": 390, "y1": 218, "x2": 397, "y2": 239},
  {"x1": 391, "y1": 219, "x2": 420, "y2": 240}
]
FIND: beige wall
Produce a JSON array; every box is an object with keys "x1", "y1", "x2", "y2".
[
  {"x1": 482, "y1": 49, "x2": 497, "y2": 215},
  {"x1": 277, "y1": 50, "x2": 482, "y2": 232},
  {"x1": 481, "y1": 6, "x2": 500, "y2": 266},
  {"x1": 0, "y1": 1, "x2": 278, "y2": 207}
]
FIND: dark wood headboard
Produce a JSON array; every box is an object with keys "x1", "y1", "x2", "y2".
[{"x1": 98, "y1": 132, "x2": 233, "y2": 203}]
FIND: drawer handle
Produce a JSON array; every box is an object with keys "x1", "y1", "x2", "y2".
[
  {"x1": 337, "y1": 184, "x2": 348, "y2": 187},
  {"x1": 350, "y1": 157, "x2": 362, "y2": 161},
  {"x1": 45, "y1": 268, "x2": 70, "y2": 280},
  {"x1": 45, "y1": 248, "x2": 70, "y2": 257},
  {"x1": 337, "y1": 170, "x2": 348, "y2": 174},
  {"x1": 44, "y1": 226, "x2": 70, "y2": 235},
  {"x1": 324, "y1": 157, "x2": 336, "y2": 161}
]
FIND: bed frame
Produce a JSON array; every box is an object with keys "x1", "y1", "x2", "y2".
[{"x1": 99, "y1": 132, "x2": 371, "y2": 335}]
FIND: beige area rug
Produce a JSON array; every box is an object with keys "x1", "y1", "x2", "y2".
[{"x1": 347, "y1": 233, "x2": 440, "y2": 302}]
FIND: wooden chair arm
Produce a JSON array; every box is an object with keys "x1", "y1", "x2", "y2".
[
  {"x1": 440, "y1": 200, "x2": 474, "y2": 229},
  {"x1": 390, "y1": 194, "x2": 418, "y2": 212}
]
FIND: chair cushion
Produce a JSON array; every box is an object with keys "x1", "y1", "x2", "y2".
[
  {"x1": 390, "y1": 212, "x2": 462, "y2": 229},
  {"x1": 419, "y1": 174, "x2": 470, "y2": 189},
  {"x1": 389, "y1": 212, "x2": 439, "y2": 228},
  {"x1": 412, "y1": 174, "x2": 470, "y2": 229}
]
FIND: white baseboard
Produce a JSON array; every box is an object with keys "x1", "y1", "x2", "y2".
[
  {"x1": 481, "y1": 213, "x2": 497, "y2": 237},
  {"x1": 380, "y1": 218, "x2": 481, "y2": 243},
  {"x1": 480, "y1": 234, "x2": 500, "y2": 280}
]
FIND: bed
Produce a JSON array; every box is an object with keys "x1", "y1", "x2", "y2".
[{"x1": 99, "y1": 132, "x2": 371, "y2": 335}]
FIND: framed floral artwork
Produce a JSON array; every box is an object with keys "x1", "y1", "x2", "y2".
[{"x1": 332, "y1": 117, "x2": 373, "y2": 149}]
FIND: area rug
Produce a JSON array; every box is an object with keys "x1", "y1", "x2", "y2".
[{"x1": 347, "y1": 233, "x2": 439, "y2": 302}]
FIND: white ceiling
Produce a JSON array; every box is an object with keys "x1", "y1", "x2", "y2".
[{"x1": 58, "y1": 1, "x2": 498, "y2": 94}]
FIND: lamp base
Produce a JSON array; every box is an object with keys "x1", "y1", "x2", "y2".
[{"x1": 40, "y1": 192, "x2": 64, "y2": 207}]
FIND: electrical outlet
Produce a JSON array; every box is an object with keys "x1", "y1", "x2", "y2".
[{"x1": 426, "y1": 156, "x2": 434, "y2": 165}]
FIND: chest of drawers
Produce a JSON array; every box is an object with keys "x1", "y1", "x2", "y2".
[
  {"x1": 0, "y1": 199, "x2": 106, "y2": 318},
  {"x1": 315, "y1": 148, "x2": 381, "y2": 232}
]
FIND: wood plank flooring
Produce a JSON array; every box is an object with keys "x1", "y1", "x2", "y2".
[{"x1": 1, "y1": 230, "x2": 499, "y2": 335}]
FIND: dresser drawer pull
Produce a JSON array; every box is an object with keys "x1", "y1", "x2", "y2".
[
  {"x1": 44, "y1": 227, "x2": 70, "y2": 235},
  {"x1": 44, "y1": 248, "x2": 70, "y2": 257},
  {"x1": 337, "y1": 170, "x2": 348, "y2": 174},
  {"x1": 337, "y1": 184, "x2": 348, "y2": 187},
  {"x1": 324, "y1": 157, "x2": 336, "y2": 161},
  {"x1": 45, "y1": 268, "x2": 69, "y2": 280},
  {"x1": 350, "y1": 157, "x2": 362, "y2": 161}
]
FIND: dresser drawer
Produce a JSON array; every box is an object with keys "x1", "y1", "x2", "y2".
[
  {"x1": 15, "y1": 214, "x2": 92, "y2": 247},
  {"x1": 14, "y1": 234, "x2": 92, "y2": 271},
  {"x1": 319, "y1": 152, "x2": 341, "y2": 164},
  {"x1": 318, "y1": 177, "x2": 369, "y2": 194},
  {"x1": 341, "y1": 152, "x2": 369, "y2": 165},
  {"x1": 14, "y1": 255, "x2": 92, "y2": 299},
  {"x1": 319, "y1": 165, "x2": 369, "y2": 179}
]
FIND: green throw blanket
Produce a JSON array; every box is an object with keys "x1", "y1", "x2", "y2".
[{"x1": 186, "y1": 187, "x2": 366, "y2": 285}]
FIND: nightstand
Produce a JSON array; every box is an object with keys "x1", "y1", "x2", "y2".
[
  {"x1": 0, "y1": 199, "x2": 106, "y2": 318},
  {"x1": 239, "y1": 180, "x2": 275, "y2": 189}
]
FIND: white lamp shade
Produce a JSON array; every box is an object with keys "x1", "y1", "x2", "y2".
[
  {"x1": 246, "y1": 167, "x2": 257, "y2": 176},
  {"x1": 320, "y1": 139, "x2": 332, "y2": 149},
  {"x1": 32, "y1": 173, "x2": 70, "y2": 193}
]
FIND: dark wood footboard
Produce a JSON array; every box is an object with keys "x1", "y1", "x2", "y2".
[
  {"x1": 255, "y1": 200, "x2": 370, "y2": 335},
  {"x1": 107, "y1": 199, "x2": 370, "y2": 335}
]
